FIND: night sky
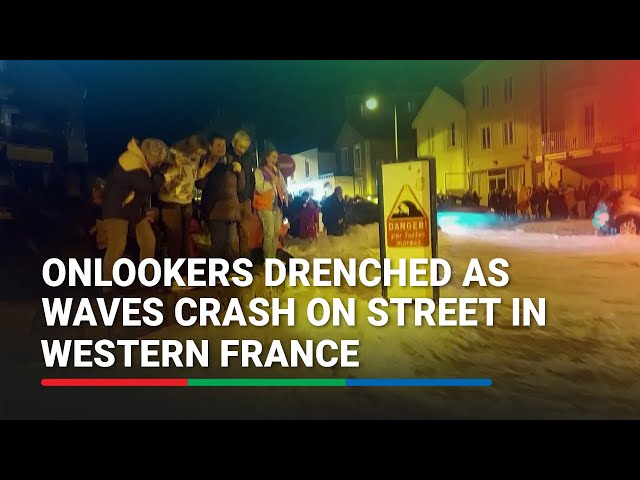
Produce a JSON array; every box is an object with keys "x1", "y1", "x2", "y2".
[{"x1": 54, "y1": 60, "x2": 479, "y2": 170}]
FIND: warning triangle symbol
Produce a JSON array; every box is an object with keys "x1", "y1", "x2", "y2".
[{"x1": 387, "y1": 184, "x2": 427, "y2": 222}]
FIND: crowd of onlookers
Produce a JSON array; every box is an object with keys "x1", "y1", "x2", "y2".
[
  {"x1": 80, "y1": 129, "x2": 350, "y2": 292},
  {"x1": 82, "y1": 130, "x2": 283, "y2": 291},
  {"x1": 439, "y1": 179, "x2": 611, "y2": 221}
]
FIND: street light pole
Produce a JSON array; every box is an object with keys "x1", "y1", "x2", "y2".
[
  {"x1": 366, "y1": 94, "x2": 399, "y2": 162},
  {"x1": 393, "y1": 101, "x2": 398, "y2": 162}
]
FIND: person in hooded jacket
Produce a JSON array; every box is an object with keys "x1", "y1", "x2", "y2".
[
  {"x1": 158, "y1": 134, "x2": 214, "y2": 276},
  {"x1": 102, "y1": 138, "x2": 169, "y2": 286}
]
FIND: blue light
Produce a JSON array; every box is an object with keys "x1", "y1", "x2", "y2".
[{"x1": 437, "y1": 211, "x2": 503, "y2": 230}]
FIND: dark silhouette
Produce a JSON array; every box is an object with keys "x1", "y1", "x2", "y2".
[{"x1": 391, "y1": 200, "x2": 424, "y2": 218}]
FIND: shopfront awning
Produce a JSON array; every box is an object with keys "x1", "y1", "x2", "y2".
[{"x1": 561, "y1": 152, "x2": 616, "y2": 178}]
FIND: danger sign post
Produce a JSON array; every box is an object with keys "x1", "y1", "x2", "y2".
[{"x1": 378, "y1": 156, "x2": 438, "y2": 300}]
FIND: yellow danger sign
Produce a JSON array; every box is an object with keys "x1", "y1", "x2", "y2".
[
  {"x1": 386, "y1": 184, "x2": 429, "y2": 247},
  {"x1": 379, "y1": 157, "x2": 438, "y2": 300}
]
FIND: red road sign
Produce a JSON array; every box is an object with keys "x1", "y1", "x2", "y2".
[{"x1": 277, "y1": 154, "x2": 296, "y2": 178}]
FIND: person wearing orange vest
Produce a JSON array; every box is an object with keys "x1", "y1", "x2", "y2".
[{"x1": 253, "y1": 148, "x2": 288, "y2": 261}]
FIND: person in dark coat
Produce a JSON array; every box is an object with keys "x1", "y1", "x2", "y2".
[
  {"x1": 322, "y1": 186, "x2": 346, "y2": 236},
  {"x1": 547, "y1": 186, "x2": 567, "y2": 219},
  {"x1": 530, "y1": 185, "x2": 546, "y2": 219},
  {"x1": 575, "y1": 184, "x2": 587, "y2": 218},
  {"x1": 199, "y1": 133, "x2": 245, "y2": 262},
  {"x1": 529, "y1": 186, "x2": 539, "y2": 219},
  {"x1": 462, "y1": 190, "x2": 473, "y2": 206},
  {"x1": 489, "y1": 189, "x2": 502, "y2": 212},
  {"x1": 226, "y1": 130, "x2": 253, "y2": 259},
  {"x1": 505, "y1": 187, "x2": 517, "y2": 218},
  {"x1": 287, "y1": 193, "x2": 307, "y2": 238},
  {"x1": 102, "y1": 138, "x2": 168, "y2": 285}
]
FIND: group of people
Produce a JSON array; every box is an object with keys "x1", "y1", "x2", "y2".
[
  {"x1": 489, "y1": 187, "x2": 519, "y2": 217},
  {"x1": 437, "y1": 178, "x2": 612, "y2": 222},
  {"x1": 514, "y1": 180, "x2": 610, "y2": 220},
  {"x1": 84, "y1": 129, "x2": 290, "y2": 291},
  {"x1": 284, "y1": 185, "x2": 347, "y2": 239}
]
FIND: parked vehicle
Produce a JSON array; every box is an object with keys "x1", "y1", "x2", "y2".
[{"x1": 592, "y1": 189, "x2": 640, "y2": 235}]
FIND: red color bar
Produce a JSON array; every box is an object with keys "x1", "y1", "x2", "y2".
[{"x1": 41, "y1": 378, "x2": 187, "y2": 387}]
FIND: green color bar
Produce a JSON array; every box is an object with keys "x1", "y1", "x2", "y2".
[{"x1": 188, "y1": 378, "x2": 346, "y2": 387}]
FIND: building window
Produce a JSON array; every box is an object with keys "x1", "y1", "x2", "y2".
[
  {"x1": 304, "y1": 159, "x2": 310, "y2": 178},
  {"x1": 489, "y1": 173, "x2": 506, "y2": 194},
  {"x1": 0, "y1": 60, "x2": 6, "y2": 72},
  {"x1": 407, "y1": 100, "x2": 416, "y2": 114},
  {"x1": 341, "y1": 147, "x2": 349, "y2": 173},
  {"x1": 448, "y1": 122, "x2": 456, "y2": 148},
  {"x1": 585, "y1": 103, "x2": 595, "y2": 138},
  {"x1": 481, "y1": 84, "x2": 490, "y2": 108},
  {"x1": 1, "y1": 112, "x2": 11, "y2": 127},
  {"x1": 504, "y1": 76, "x2": 513, "y2": 103},
  {"x1": 502, "y1": 120, "x2": 514, "y2": 146},
  {"x1": 481, "y1": 126, "x2": 492, "y2": 150},
  {"x1": 353, "y1": 144, "x2": 362, "y2": 171},
  {"x1": 426, "y1": 127, "x2": 435, "y2": 153},
  {"x1": 355, "y1": 178, "x2": 364, "y2": 196}
]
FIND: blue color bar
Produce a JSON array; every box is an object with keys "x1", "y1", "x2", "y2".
[{"x1": 345, "y1": 378, "x2": 493, "y2": 387}]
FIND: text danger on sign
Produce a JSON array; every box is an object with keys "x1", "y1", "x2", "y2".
[{"x1": 387, "y1": 218, "x2": 429, "y2": 247}]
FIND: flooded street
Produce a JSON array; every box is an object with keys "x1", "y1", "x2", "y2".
[{"x1": 4, "y1": 220, "x2": 640, "y2": 419}]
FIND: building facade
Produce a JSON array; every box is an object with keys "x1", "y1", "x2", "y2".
[
  {"x1": 412, "y1": 86, "x2": 467, "y2": 194},
  {"x1": 415, "y1": 60, "x2": 640, "y2": 206},
  {"x1": 539, "y1": 60, "x2": 640, "y2": 190},
  {"x1": 463, "y1": 60, "x2": 542, "y2": 205}
]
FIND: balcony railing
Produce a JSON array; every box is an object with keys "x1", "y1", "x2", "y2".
[{"x1": 541, "y1": 126, "x2": 640, "y2": 155}]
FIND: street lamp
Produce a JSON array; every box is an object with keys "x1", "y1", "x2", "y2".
[
  {"x1": 365, "y1": 97, "x2": 378, "y2": 111},
  {"x1": 366, "y1": 95, "x2": 398, "y2": 162}
]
